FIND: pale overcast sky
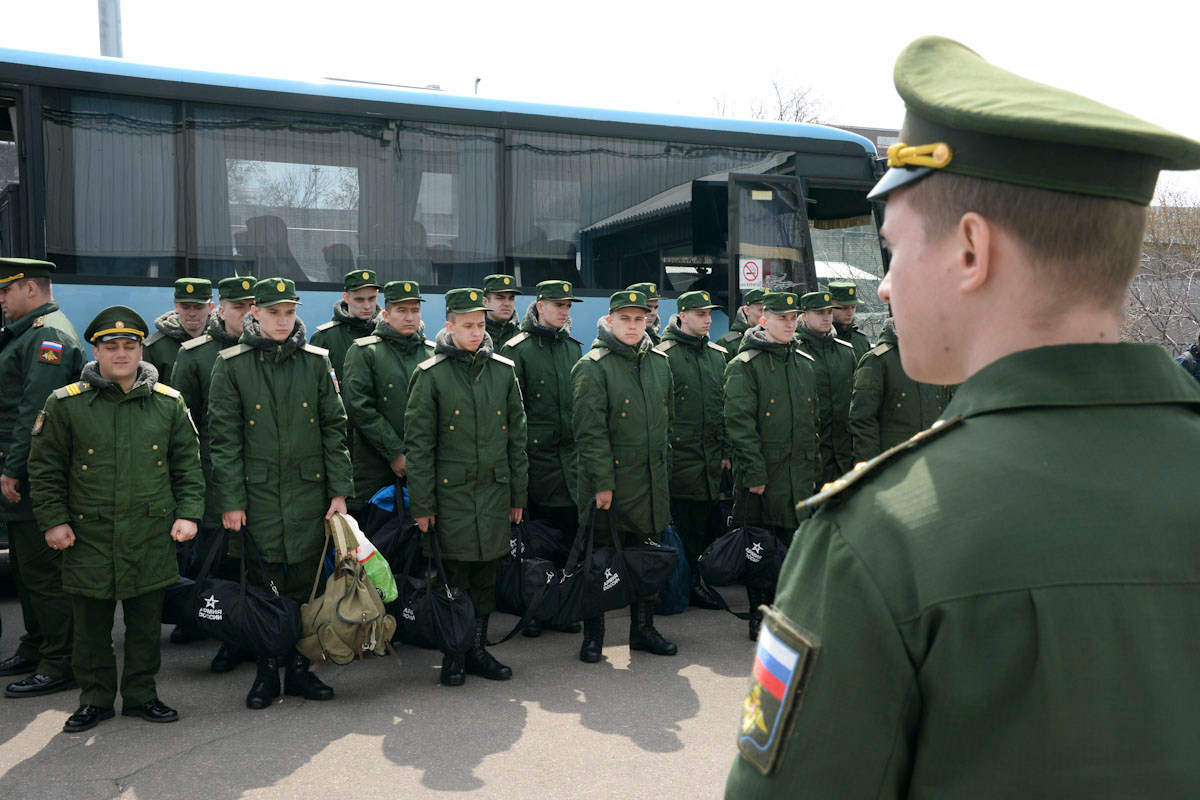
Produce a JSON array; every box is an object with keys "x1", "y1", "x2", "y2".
[{"x1": 4, "y1": 0, "x2": 1199, "y2": 194}]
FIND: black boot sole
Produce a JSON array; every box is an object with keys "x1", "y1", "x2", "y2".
[
  {"x1": 579, "y1": 648, "x2": 603, "y2": 663},
  {"x1": 630, "y1": 641, "x2": 679, "y2": 656},
  {"x1": 121, "y1": 707, "x2": 179, "y2": 723},
  {"x1": 63, "y1": 707, "x2": 115, "y2": 733},
  {"x1": 5, "y1": 679, "x2": 77, "y2": 698}
]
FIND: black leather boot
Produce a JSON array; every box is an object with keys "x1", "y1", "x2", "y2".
[
  {"x1": 747, "y1": 588, "x2": 767, "y2": 641},
  {"x1": 690, "y1": 575, "x2": 723, "y2": 610},
  {"x1": 522, "y1": 618, "x2": 543, "y2": 638},
  {"x1": 628, "y1": 601, "x2": 677, "y2": 656},
  {"x1": 283, "y1": 653, "x2": 334, "y2": 701},
  {"x1": 440, "y1": 652, "x2": 466, "y2": 686},
  {"x1": 464, "y1": 615, "x2": 512, "y2": 680},
  {"x1": 210, "y1": 643, "x2": 250, "y2": 674},
  {"x1": 579, "y1": 616, "x2": 605, "y2": 663},
  {"x1": 245, "y1": 656, "x2": 280, "y2": 709}
]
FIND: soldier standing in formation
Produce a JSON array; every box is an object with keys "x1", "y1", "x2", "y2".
[
  {"x1": 309, "y1": 269, "x2": 383, "y2": 380},
  {"x1": 794, "y1": 291, "x2": 856, "y2": 483},
  {"x1": 828, "y1": 281, "x2": 871, "y2": 364},
  {"x1": 28, "y1": 306, "x2": 204, "y2": 732},
  {"x1": 655, "y1": 289, "x2": 728, "y2": 610},
  {"x1": 571, "y1": 290, "x2": 676, "y2": 663},
  {"x1": 405, "y1": 287, "x2": 529, "y2": 686},
  {"x1": 625, "y1": 281, "x2": 662, "y2": 345},
  {"x1": 144, "y1": 278, "x2": 213, "y2": 384},
  {"x1": 208, "y1": 278, "x2": 353, "y2": 709},
  {"x1": 481, "y1": 273, "x2": 521, "y2": 348},
  {"x1": 0, "y1": 259, "x2": 85, "y2": 698},
  {"x1": 716, "y1": 287, "x2": 767, "y2": 362}
]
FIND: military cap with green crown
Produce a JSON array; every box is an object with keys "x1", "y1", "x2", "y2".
[
  {"x1": 383, "y1": 280, "x2": 424, "y2": 304},
  {"x1": 678, "y1": 289, "x2": 720, "y2": 312},
  {"x1": 869, "y1": 36, "x2": 1200, "y2": 204},
  {"x1": 609, "y1": 290, "x2": 651, "y2": 313},
  {"x1": 445, "y1": 287, "x2": 487, "y2": 313},
  {"x1": 254, "y1": 277, "x2": 301, "y2": 306},
  {"x1": 626, "y1": 281, "x2": 660, "y2": 300},
  {"x1": 762, "y1": 292, "x2": 799, "y2": 313},
  {"x1": 343, "y1": 268, "x2": 383, "y2": 291},
  {"x1": 85, "y1": 305, "x2": 149, "y2": 343},
  {"x1": 483, "y1": 273, "x2": 522, "y2": 294},
  {"x1": 0, "y1": 257, "x2": 55, "y2": 287},
  {"x1": 173, "y1": 277, "x2": 213, "y2": 301},
  {"x1": 218, "y1": 275, "x2": 256, "y2": 301},
  {"x1": 828, "y1": 281, "x2": 860, "y2": 305},
  {"x1": 534, "y1": 279, "x2": 582, "y2": 302},
  {"x1": 800, "y1": 291, "x2": 834, "y2": 311},
  {"x1": 742, "y1": 287, "x2": 770, "y2": 305}
]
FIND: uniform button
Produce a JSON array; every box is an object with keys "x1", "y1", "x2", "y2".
[
  {"x1": 769, "y1": 399, "x2": 775, "y2": 404},
  {"x1": 533, "y1": 439, "x2": 539, "y2": 445},
  {"x1": 683, "y1": 385, "x2": 688, "y2": 389},
  {"x1": 152, "y1": 444, "x2": 159, "y2": 450},
  {"x1": 896, "y1": 403, "x2": 902, "y2": 408},
  {"x1": 680, "y1": 396, "x2": 685, "y2": 401},
  {"x1": 443, "y1": 478, "x2": 448, "y2": 484},
  {"x1": 496, "y1": 410, "x2": 502, "y2": 416},
  {"x1": 88, "y1": 448, "x2": 94, "y2": 454},
  {"x1": 316, "y1": 473, "x2": 321, "y2": 478},
  {"x1": 255, "y1": 404, "x2": 261, "y2": 410},
  {"x1": 536, "y1": 393, "x2": 541, "y2": 398},
  {"x1": 157, "y1": 460, "x2": 163, "y2": 467},
  {"x1": 449, "y1": 425, "x2": 455, "y2": 430},
  {"x1": 621, "y1": 412, "x2": 626, "y2": 417},
  {"x1": 78, "y1": 514, "x2": 84, "y2": 520},
  {"x1": 310, "y1": 418, "x2": 316, "y2": 423},
  {"x1": 501, "y1": 425, "x2": 507, "y2": 430},
  {"x1": 624, "y1": 399, "x2": 630, "y2": 404},
  {"x1": 81, "y1": 465, "x2": 87, "y2": 470},
  {"x1": 765, "y1": 412, "x2": 771, "y2": 417},
  {"x1": 455, "y1": 410, "x2": 460, "y2": 415},
  {"x1": 614, "y1": 459, "x2": 620, "y2": 465},
  {"x1": 540, "y1": 380, "x2": 545, "y2": 385},
  {"x1": 388, "y1": 383, "x2": 393, "y2": 389},
  {"x1": 303, "y1": 402, "x2": 309, "y2": 408},
  {"x1": 901, "y1": 392, "x2": 906, "y2": 397},
  {"x1": 382, "y1": 396, "x2": 388, "y2": 402}
]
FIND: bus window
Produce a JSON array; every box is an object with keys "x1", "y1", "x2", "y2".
[{"x1": 808, "y1": 183, "x2": 887, "y2": 340}]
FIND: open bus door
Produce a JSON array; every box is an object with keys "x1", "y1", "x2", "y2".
[
  {"x1": 0, "y1": 96, "x2": 23, "y2": 260},
  {"x1": 726, "y1": 173, "x2": 817, "y2": 316}
]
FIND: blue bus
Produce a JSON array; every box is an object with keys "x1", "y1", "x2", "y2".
[{"x1": 0, "y1": 48, "x2": 885, "y2": 337}]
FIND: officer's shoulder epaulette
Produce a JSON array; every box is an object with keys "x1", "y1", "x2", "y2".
[
  {"x1": 585, "y1": 348, "x2": 610, "y2": 362},
  {"x1": 490, "y1": 352, "x2": 515, "y2": 367},
  {"x1": 352, "y1": 335, "x2": 381, "y2": 348},
  {"x1": 424, "y1": 339, "x2": 436, "y2": 349},
  {"x1": 868, "y1": 342, "x2": 894, "y2": 357},
  {"x1": 733, "y1": 348, "x2": 762, "y2": 364},
  {"x1": 655, "y1": 339, "x2": 677, "y2": 352},
  {"x1": 649, "y1": 347, "x2": 668, "y2": 358},
  {"x1": 181, "y1": 334, "x2": 213, "y2": 351},
  {"x1": 315, "y1": 320, "x2": 340, "y2": 332},
  {"x1": 303, "y1": 343, "x2": 330, "y2": 358},
  {"x1": 32, "y1": 315, "x2": 45, "y2": 328},
  {"x1": 801, "y1": 416, "x2": 964, "y2": 512},
  {"x1": 144, "y1": 331, "x2": 166, "y2": 346},
  {"x1": 417, "y1": 353, "x2": 447, "y2": 371},
  {"x1": 52, "y1": 381, "x2": 93, "y2": 399},
  {"x1": 153, "y1": 383, "x2": 181, "y2": 399},
  {"x1": 219, "y1": 343, "x2": 254, "y2": 360},
  {"x1": 794, "y1": 346, "x2": 816, "y2": 362},
  {"x1": 505, "y1": 331, "x2": 531, "y2": 348},
  {"x1": 707, "y1": 341, "x2": 728, "y2": 354},
  {"x1": 833, "y1": 337, "x2": 854, "y2": 349}
]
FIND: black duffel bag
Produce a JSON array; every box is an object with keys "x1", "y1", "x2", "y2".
[
  {"x1": 497, "y1": 523, "x2": 559, "y2": 617},
  {"x1": 359, "y1": 481, "x2": 421, "y2": 577},
  {"x1": 521, "y1": 518, "x2": 570, "y2": 566},
  {"x1": 697, "y1": 492, "x2": 787, "y2": 591},
  {"x1": 388, "y1": 524, "x2": 475, "y2": 656},
  {"x1": 161, "y1": 528, "x2": 302, "y2": 658}
]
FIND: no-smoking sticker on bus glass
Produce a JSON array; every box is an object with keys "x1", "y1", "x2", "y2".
[{"x1": 739, "y1": 258, "x2": 763, "y2": 290}]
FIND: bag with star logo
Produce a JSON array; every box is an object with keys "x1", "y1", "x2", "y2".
[{"x1": 697, "y1": 493, "x2": 786, "y2": 592}]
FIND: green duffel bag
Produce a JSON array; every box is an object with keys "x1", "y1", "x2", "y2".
[{"x1": 297, "y1": 513, "x2": 397, "y2": 666}]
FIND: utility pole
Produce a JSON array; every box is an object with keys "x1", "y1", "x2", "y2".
[{"x1": 98, "y1": 0, "x2": 123, "y2": 58}]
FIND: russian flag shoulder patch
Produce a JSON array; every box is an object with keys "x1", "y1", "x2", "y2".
[{"x1": 38, "y1": 340, "x2": 64, "y2": 364}]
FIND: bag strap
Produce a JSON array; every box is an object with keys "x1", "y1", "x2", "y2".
[
  {"x1": 485, "y1": 573, "x2": 553, "y2": 647},
  {"x1": 235, "y1": 526, "x2": 286, "y2": 600},
  {"x1": 309, "y1": 524, "x2": 333, "y2": 603},
  {"x1": 708, "y1": 581, "x2": 752, "y2": 620},
  {"x1": 193, "y1": 527, "x2": 227, "y2": 587}
]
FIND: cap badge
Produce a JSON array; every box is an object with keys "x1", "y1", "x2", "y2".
[
  {"x1": 824, "y1": 294, "x2": 830, "y2": 302},
  {"x1": 702, "y1": 292, "x2": 709, "y2": 300},
  {"x1": 848, "y1": 288, "x2": 855, "y2": 296},
  {"x1": 469, "y1": 291, "x2": 478, "y2": 301},
  {"x1": 115, "y1": 321, "x2": 125, "y2": 328},
  {"x1": 649, "y1": 284, "x2": 655, "y2": 293},
  {"x1": 763, "y1": 289, "x2": 771, "y2": 295},
  {"x1": 185, "y1": 284, "x2": 195, "y2": 293},
  {"x1": 276, "y1": 282, "x2": 286, "y2": 292},
  {"x1": 403, "y1": 282, "x2": 412, "y2": 291},
  {"x1": 786, "y1": 296, "x2": 794, "y2": 305},
  {"x1": 628, "y1": 293, "x2": 637, "y2": 301},
  {"x1": 503, "y1": 276, "x2": 511, "y2": 285},
  {"x1": 241, "y1": 280, "x2": 250, "y2": 290},
  {"x1": 362, "y1": 271, "x2": 370, "y2": 279},
  {"x1": 562, "y1": 283, "x2": 570, "y2": 292}
]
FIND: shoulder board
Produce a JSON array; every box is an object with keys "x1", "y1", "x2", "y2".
[
  {"x1": 833, "y1": 337, "x2": 854, "y2": 349},
  {"x1": 303, "y1": 343, "x2": 330, "y2": 357},
  {"x1": 144, "y1": 331, "x2": 165, "y2": 346},
  {"x1": 568, "y1": 335, "x2": 582, "y2": 346},
  {"x1": 490, "y1": 352, "x2": 515, "y2": 367},
  {"x1": 153, "y1": 383, "x2": 181, "y2": 399},
  {"x1": 424, "y1": 339, "x2": 436, "y2": 349},
  {"x1": 655, "y1": 339, "x2": 677, "y2": 352},
  {"x1": 869, "y1": 342, "x2": 893, "y2": 357},
  {"x1": 316, "y1": 320, "x2": 340, "y2": 332},
  {"x1": 585, "y1": 348, "x2": 610, "y2": 362},
  {"x1": 649, "y1": 348, "x2": 668, "y2": 358},
  {"x1": 417, "y1": 353, "x2": 447, "y2": 371},
  {"x1": 219, "y1": 343, "x2": 254, "y2": 360},
  {"x1": 733, "y1": 349, "x2": 762, "y2": 364},
  {"x1": 801, "y1": 416, "x2": 964, "y2": 512},
  {"x1": 181, "y1": 335, "x2": 213, "y2": 351},
  {"x1": 794, "y1": 347, "x2": 816, "y2": 362},
  {"x1": 505, "y1": 331, "x2": 531, "y2": 348},
  {"x1": 707, "y1": 341, "x2": 728, "y2": 354},
  {"x1": 352, "y1": 335, "x2": 381, "y2": 348},
  {"x1": 52, "y1": 381, "x2": 93, "y2": 399},
  {"x1": 33, "y1": 316, "x2": 45, "y2": 328}
]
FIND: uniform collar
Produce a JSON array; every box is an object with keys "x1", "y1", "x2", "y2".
[{"x1": 2, "y1": 301, "x2": 58, "y2": 337}]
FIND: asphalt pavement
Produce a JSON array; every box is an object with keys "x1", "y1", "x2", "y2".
[{"x1": 0, "y1": 585, "x2": 756, "y2": 799}]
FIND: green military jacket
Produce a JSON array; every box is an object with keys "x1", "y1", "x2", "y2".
[
  {"x1": 0, "y1": 301, "x2": 84, "y2": 521},
  {"x1": 341, "y1": 319, "x2": 434, "y2": 506},
  {"x1": 143, "y1": 310, "x2": 194, "y2": 385},
  {"x1": 571, "y1": 321, "x2": 672, "y2": 539},
  {"x1": 28, "y1": 362, "x2": 204, "y2": 600},
  {"x1": 849, "y1": 322, "x2": 951, "y2": 460},
  {"x1": 309, "y1": 300, "x2": 381, "y2": 379},
  {"x1": 723, "y1": 326, "x2": 820, "y2": 530},
  {"x1": 499, "y1": 305, "x2": 583, "y2": 510},
  {"x1": 172, "y1": 310, "x2": 240, "y2": 527},
  {"x1": 835, "y1": 321, "x2": 871, "y2": 365},
  {"x1": 208, "y1": 317, "x2": 353, "y2": 563},
  {"x1": 716, "y1": 307, "x2": 754, "y2": 362},
  {"x1": 655, "y1": 316, "x2": 727, "y2": 503},
  {"x1": 485, "y1": 313, "x2": 520, "y2": 350},
  {"x1": 795, "y1": 324, "x2": 856, "y2": 483},
  {"x1": 726, "y1": 343, "x2": 1200, "y2": 798},
  {"x1": 405, "y1": 329, "x2": 529, "y2": 562}
]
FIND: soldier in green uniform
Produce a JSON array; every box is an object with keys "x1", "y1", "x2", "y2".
[
  {"x1": 0, "y1": 259, "x2": 84, "y2": 697},
  {"x1": 849, "y1": 318, "x2": 952, "y2": 461},
  {"x1": 144, "y1": 278, "x2": 213, "y2": 385},
  {"x1": 309, "y1": 269, "x2": 383, "y2": 380},
  {"x1": 499, "y1": 279, "x2": 584, "y2": 637},
  {"x1": 208, "y1": 278, "x2": 354, "y2": 709},
  {"x1": 341, "y1": 280, "x2": 433, "y2": 512},
  {"x1": 625, "y1": 281, "x2": 662, "y2": 345},
  {"x1": 171, "y1": 275, "x2": 256, "y2": 663},
  {"x1": 655, "y1": 289, "x2": 728, "y2": 609},
  {"x1": 828, "y1": 281, "x2": 871, "y2": 363},
  {"x1": 794, "y1": 291, "x2": 856, "y2": 482},
  {"x1": 481, "y1": 273, "x2": 521, "y2": 348},
  {"x1": 715, "y1": 288, "x2": 768, "y2": 362},
  {"x1": 405, "y1": 288, "x2": 529, "y2": 686},
  {"x1": 28, "y1": 306, "x2": 204, "y2": 732},
  {"x1": 571, "y1": 290, "x2": 676, "y2": 663},
  {"x1": 722, "y1": 291, "x2": 820, "y2": 639},
  {"x1": 725, "y1": 36, "x2": 1200, "y2": 797}
]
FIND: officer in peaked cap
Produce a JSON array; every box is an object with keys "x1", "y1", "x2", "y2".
[{"x1": 726, "y1": 36, "x2": 1200, "y2": 797}]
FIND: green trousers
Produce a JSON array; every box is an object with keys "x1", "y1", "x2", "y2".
[
  {"x1": 443, "y1": 559, "x2": 499, "y2": 617},
  {"x1": 8, "y1": 518, "x2": 73, "y2": 679},
  {"x1": 71, "y1": 589, "x2": 165, "y2": 708}
]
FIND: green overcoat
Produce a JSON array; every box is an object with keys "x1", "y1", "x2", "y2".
[
  {"x1": 28, "y1": 362, "x2": 204, "y2": 600},
  {"x1": 795, "y1": 324, "x2": 856, "y2": 483},
  {"x1": 143, "y1": 310, "x2": 191, "y2": 385},
  {"x1": 716, "y1": 306, "x2": 755, "y2": 362},
  {"x1": 309, "y1": 300, "x2": 381, "y2": 380},
  {"x1": 485, "y1": 314, "x2": 520, "y2": 349}
]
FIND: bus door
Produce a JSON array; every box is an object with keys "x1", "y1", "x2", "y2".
[
  {"x1": 0, "y1": 95, "x2": 22, "y2": 258},
  {"x1": 726, "y1": 173, "x2": 817, "y2": 314}
]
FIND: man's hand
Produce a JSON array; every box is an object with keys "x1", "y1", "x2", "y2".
[
  {"x1": 510, "y1": 507, "x2": 523, "y2": 524},
  {"x1": 416, "y1": 515, "x2": 435, "y2": 532},
  {"x1": 222, "y1": 510, "x2": 246, "y2": 531},
  {"x1": 325, "y1": 496, "x2": 348, "y2": 520},
  {"x1": 749, "y1": 485, "x2": 766, "y2": 495},
  {"x1": 45, "y1": 523, "x2": 75, "y2": 550},
  {"x1": 721, "y1": 458, "x2": 732, "y2": 472},
  {"x1": 1, "y1": 474, "x2": 21, "y2": 504},
  {"x1": 390, "y1": 454, "x2": 406, "y2": 478},
  {"x1": 170, "y1": 519, "x2": 198, "y2": 542},
  {"x1": 594, "y1": 490, "x2": 613, "y2": 510}
]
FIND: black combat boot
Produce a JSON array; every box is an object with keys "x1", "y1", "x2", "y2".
[
  {"x1": 522, "y1": 618, "x2": 544, "y2": 638},
  {"x1": 579, "y1": 616, "x2": 605, "y2": 663},
  {"x1": 210, "y1": 643, "x2": 251, "y2": 674},
  {"x1": 245, "y1": 656, "x2": 280, "y2": 710},
  {"x1": 283, "y1": 653, "x2": 334, "y2": 701},
  {"x1": 747, "y1": 588, "x2": 768, "y2": 641},
  {"x1": 690, "y1": 574, "x2": 723, "y2": 610},
  {"x1": 440, "y1": 652, "x2": 466, "y2": 686},
  {"x1": 628, "y1": 601, "x2": 677, "y2": 656},
  {"x1": 464, "y1": 615, "x2": 512, "y2": 681}
]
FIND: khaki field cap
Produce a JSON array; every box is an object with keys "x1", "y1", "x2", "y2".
[
  {"x1": 254, "y1": 277, "x2": 301, "y2": 306},
  {"x1": 799, "y1": 292, "x2": 834, "y2": 311},
  {"x1": 535, "y1": 280, "x2": 582, "y2": 302},
  {"x1": 445, "y1": 287, "x2": 488, "y2": 314},
  {"x1": 218, "y1": 275, "x2": 255, "y2": 302},
  {"x1": 869, "y1": 36, "x2": 1200, "y2": 204},
  {"x1": 483, "y1": 274, "x2": 522, "y2": 294},
  {"x1": 343, "y1": 269, "x2": 383, "y2": 292},
  {"x1": 828, "y1": 282, "x2": 859, "y2": 306},
  {"x1": 677, "y1": 290, "x2": 721, "y2": 312},
  {"x1": 174, "y1": 278, "x2": 212, "y2": 301},
  {"x1": 609, "y1": 290, "x2": 651, "y2": 313},
  {"x1": 762, "y1": 292, "x2": 799, "y2": 313},
  {"x1": 384, "y1": 280, "x2": 424, "y2": 304}
]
